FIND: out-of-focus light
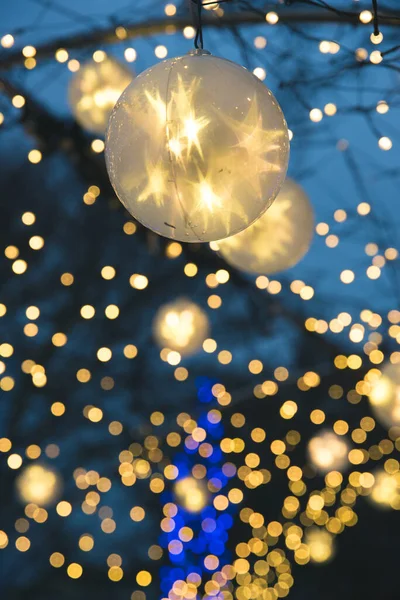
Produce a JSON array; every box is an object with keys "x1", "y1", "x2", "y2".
[
  {"x1": 359, "y1": 10, "x2": 373, "y2": 23},
  {"x1": 266, "y1": 11, "x2": 279, "y2": 24},
  {"x1": 253, "y1": 67, "x2": 266, "y2": 80},
  {"x1": 308, "y1": 431, "x2": 349, "y2": 472},
  {"x1": 16, "y1": 464, "x2": 61, "y2": 505},
  {"x1": 124, "y1": 48, "x2": 137, "y2": 63},
  {"x1": 309, "y1": 108, "x2": 323, "y2": 122},
  {"x1": 174, "y1": 477, "x2": 208, "y2": 513},
  {"x1": 305, "y1": 528, "x2": 335, "y2": 563},
  {"x1": 379, "y1": 136, "x2": 392, "y2": 150}
]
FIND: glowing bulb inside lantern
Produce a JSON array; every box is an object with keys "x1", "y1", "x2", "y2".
[
  {"x1": 106, "y1": 50, "x2": 289, "y2": 242},
  {"x1": 16, "y1": 464, "x2": 61, "y2": 506},
  {"x1": 153, "y1": 298, "x2": 210, "y2": 356}
]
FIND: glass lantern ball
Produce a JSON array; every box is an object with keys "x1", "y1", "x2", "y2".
[
  {"x1": 153, "y1": 298, "x2": 210, "y2": 356},
  {"x1": 69, "y1": 56, "x2": 133, "y2": 135},
  {"x1": 217, "y1": 178, "x2": 314, "y2": 274},
  {"x1": 106, "y1": 50, "x2": 289, "y2": 242}
]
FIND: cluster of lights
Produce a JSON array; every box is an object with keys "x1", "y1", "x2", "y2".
[{"x1": 0, "y1": 3, "x2": 400, "y2": 599}]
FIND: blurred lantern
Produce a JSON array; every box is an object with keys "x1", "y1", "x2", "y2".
[
  {"x1": 308, "y1": 431, "x2": 348, "y2": 473},
  {"x1": 369, "y1": 469, "x2": 400, "y2": 509},
  {"x1": 305, "y1": 528, "x2": 335, "y2": 563},
  {"x1": 16, "y1": 464, "x2": 61, "y2": 506},
  {"x1": 217, "y1": 178, "x2": 313, "y2": 274},
  {"x1": 153, "y1": 298, "x2": 209, "y2": 356},
  {"x1": 106, "y1": 49, "x2": 289, "y2": 242},
  {"x1": 368, "y1": 362, "x2": 400, "y2": 429},
  {"x1": 174, "y1": 476, "x2": 207, "y2": 513},
  {"x1": 69, "y1": 56, "x2": 132, "y2": 135}
]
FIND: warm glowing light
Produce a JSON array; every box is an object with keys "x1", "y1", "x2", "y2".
[
  {"x1": 106, "y1": 50, "x2": 289, "y2": 242},
  {"x1": 217, "y1": 179, "x2": 314, "y2": 275},
  {"x1": 378, "y1": 136, "x2": 392, "y2": 151},
  {"x1": 370, "y1": 470, "x2": 400, "y2": 508},
  {"x1": 153, "y1": 298, "x2": 209, "y2": 356},
  {"x1": 124, "y1": 48, "x2": 137, "y2": 63},
  {"x1": 308, "y1": 431, "x2": 349, "y2": 472},
  {"x1": 174, "y1": 477, "x2": 207, "y2": 513},
  {"x1": 69, "y1": 57, "x2": 132, "y2": 135},
  {"x1": 359, "y1": 10, "x2": 373, "y2": 23},
  {"x1": 369, "y1": 363, "x2": 400, "y2": 428},
  {"x1": 16, "y1": 464, "x2": 61, "y2": 505},
  {"x1": 28, "y1": 149, "x2": 42, "y2": 164},
  {"x1": 1, "y1": 34, "x2": 14, "y2": 48},
  {"x1": 305, "y1": 529, "x2": 335, "y2": 563}
]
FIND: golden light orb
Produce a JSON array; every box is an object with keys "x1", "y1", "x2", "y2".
[
  {"x1": 153, "y1": 298, "x2": 209, "y2": 357},
  {"x1": 217, "y1": 179, "x2": 313, "y2": 275},
  {"x1": 305, "y1": 528, "x2": 335, "y2": 563},
  {"x1": 369, "y1": 469, "x2": 400, "y2": 509},
  {"x1": 69, "y1": 56, "x2": 132, "y2": 135},
  {"x1": 308, "y1": 431, "x2": 349, "y2": 473},
  {"x1": 106, "y1": 50, "x2": 289, "y2": 242},
  {"x1": 16, "y1": 464, "x2": 61, "y2": 506},
  {"x1": 174, "y1": 477, "x2": 208, "y2": 513},
  {"x1": 368, "y1": 363, "x2": 400, "y2": 429}
]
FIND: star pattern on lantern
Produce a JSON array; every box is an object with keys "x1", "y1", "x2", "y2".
[
  {"x1": 219, "y1": 95, "x2": 287, "y2": 198},
  {"x1": 138, "y1": 157, "x2": 170, "y2": 207}
]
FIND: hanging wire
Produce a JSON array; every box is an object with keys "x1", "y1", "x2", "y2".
[
  {"x1": 372, "y1": 0, "x2": 380, "y2": 36},
  {"x1": 190, "y1": 0, "x2": 232, "y2": 50},
  {"x1": 191, "y1": 0, "x2": 204, "y2": 49}
]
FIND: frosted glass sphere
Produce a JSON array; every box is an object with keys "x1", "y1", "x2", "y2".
[
  {"x1": 16, "y1": 464, "x2": 61, "y2": 506},
  {"x1": 368, "y1": 362, "x2": 400, "y2": 429},
  {"x1": 69, "y1": 56, "x2": 132, "y2": 135},
  {"x1": 217, "y1": 178, "x2": 313, "y2": 274},
  {"x1": 153, "y1": 298, "x2": 209, "y2": 356},
  {"x1": 308, "y1": 431, "x2": 349, "y2": 473},
  {"x1": 106, "y1": 50, "x2": 289, "y2": 242}
]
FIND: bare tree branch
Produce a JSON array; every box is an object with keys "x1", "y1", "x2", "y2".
[{"x1": 1, "y1": 6, "x2": 400, "y2": 70}]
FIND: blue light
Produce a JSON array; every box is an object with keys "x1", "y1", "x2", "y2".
[{"x1": 160, "y1": 376, "x2": 239, "y2": 596}]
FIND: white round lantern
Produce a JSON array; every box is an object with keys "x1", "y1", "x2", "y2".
[
  {"x1": 106, "y1": 50, "x2": 289, "y2": 242},
  {"x1": 368, "y1": 362, "x2": 400, "y2": 429},
  {"x1": 16, "y1": 464, "x2": 61, "y2": 506},
  {"x1": 217, "y1": 178, "x2": 313, "y2": 274},
  {"x1": 69, "y1": 56, "x2": 133, "y2": 135},
  {"x1": 308, "y1": 431, "x2": 349, "y2": 473},
  {"x1": 153, "y1": 298, "x2": 209, "y2": 356}
]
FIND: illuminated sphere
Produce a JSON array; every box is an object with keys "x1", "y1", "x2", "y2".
[
  {"x1": 308, "y1": 431, "x2": 349, "y2": 473},
  {"x1": 106, "y1": 49, "x2": 289, "y2": 242},
  {"x1": 153, "y1": 298, "x2": 209, "y2": 356},
  {"x1": 217, "y1": 178, "x2": 313, "y2": 274},
  {"x1": 16, "y1": 464, "x2": 61, "y2": 506},
  {"x1": 69, "y1": 56, "x2": 132, "y2": 135},
  {"x1": 174, "y1": 477, "x2": 208, "y2": 513},
  {"x1": 368, "y1": 362, "x2": 400, "y2": 429}
]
